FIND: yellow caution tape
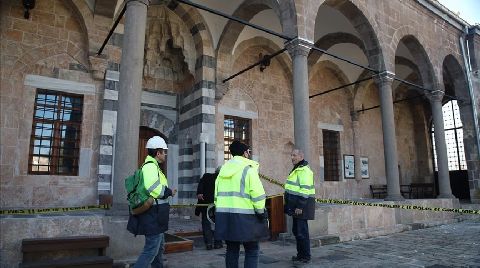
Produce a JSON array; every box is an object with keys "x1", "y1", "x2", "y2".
[
  {"x1": 258, "y1": 173, "x2": 480, "y2": 215},
  {"x1": 314, "y1": 198, "x2": 480, "y2": 215},
  {"x1": 171, "y1": 194, "x2": 284, "y2": 208},
  {"x1": 3, "y1": 174, "x2": 478, "y2": 215},
  {"x1": 0, "y1": 204, "x2": 110, "y2": 216}
]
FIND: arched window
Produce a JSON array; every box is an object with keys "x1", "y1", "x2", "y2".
[{"x1": 431, "y1": 100, "x2": 467, "y2": 171}]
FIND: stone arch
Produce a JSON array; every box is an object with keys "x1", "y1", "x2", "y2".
[
  {"x1": 442, "y1": 54, "x2": 478, "y2": 198},
  {"x1": 216, "y1": 0, "x2": 290, "y2": 84},
  {"x1": 219, "y1": 37, "x2": 293, "y2": 98},
  {"x1": 392, "y1": 26, "x2": 438, "y2": 90},
  {"x1": 9, "y1": 0, "x2": 91, "y2": 81},
  {"x1": 395, "y1": 56, "x2": 420, "y2": 76},
  {"x1": 308, "y1": 32, "x2": 366, "y2": 67},
  {"x1": 168, "y1": 2, "x2": 215, "y2": 56},
  {"x1": 442, "y1": 55, "x2": 468, "y2": 100},
  {"x1": 353, "y1": 54, "x2": 424, "y2": 111},
  {"x1": 353, "y1": 69, "x2": 377, "y2": 111},
  {"x1": 310, "y1": 0, "x2": 386, "y2": 71},
  {"x1": 279, "y1": 0, "x2": 298, "y2": 38},
  {"x1": 66, "y1": 0, "x2": 95, "y2": 52},
  {"x1": 309, "y1": 60, "x2": 355, "y2": 109},
  {"x1": 393, "y1": 72, "x2": 431, "y2": 184},
  {"x1": 393, "y1": 73, "x2": 422, "y2": 99},
  {"x1": 140, "y1": 109, "x2": 176, "y2": 142},
  {"x1": 219, "y1": 87, "x2": 259, "y2": 116},
  {"x1": 233, "y1": 37, "x2": 292, "y2": 81},
  {"x1": 168, "y1": 1, "x2": 215, "y2": 83}
]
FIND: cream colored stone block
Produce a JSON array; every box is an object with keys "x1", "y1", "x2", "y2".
[{"x1": 365, "y1": 206, "x2": 384, "y2": 229}]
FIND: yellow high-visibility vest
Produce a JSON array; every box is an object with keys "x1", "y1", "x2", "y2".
[
  {"x1": 284, "y1": 164, "x2": 315, "y2": 198},
  {"x1": 142, "y1": 155, "x2": 169, "y2": 202},
  {"x1": 215, "y1": 156, "x2": 266, "y2": 214}
]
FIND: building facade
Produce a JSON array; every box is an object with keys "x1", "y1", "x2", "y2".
[{"x1": 1, "y1": 0, "x2": 480, "y2": 265}]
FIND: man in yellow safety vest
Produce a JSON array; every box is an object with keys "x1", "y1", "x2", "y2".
[
  {"x1": 127, "y1": 136, "x2": 176, "y2": 268},
  {"x1": 284, "y1": 148, "x2": 315, "y2": 264},
  {"x1": 214, "y1": 140, "x2": 269, "y2": 268}
]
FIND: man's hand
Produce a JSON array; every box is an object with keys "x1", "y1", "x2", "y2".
[
  {"x1": 172, "y1": 189, "x2": 177, "y2": 197},
  {"x1": 294, "y1": 208, "x2": 303, "y2": 215},
  {"x1": 197, "y1": 193, "x2": 204, "y2": 200}
]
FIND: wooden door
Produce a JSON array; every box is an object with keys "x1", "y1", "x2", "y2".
[{"x1": 138, "y1": 126, "x2": 168, "y2": 175}]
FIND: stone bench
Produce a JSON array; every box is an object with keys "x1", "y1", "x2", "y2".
[{"x1": 20, "y1": 235, "x2": 113, "y2": 268}]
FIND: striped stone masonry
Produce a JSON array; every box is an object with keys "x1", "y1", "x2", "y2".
[
  {"x1": 177, "y1": 59, "x2": 216, "y2": 203},
  {"x1": 97, "y1": 70, "x2": 178, "y2": 196}
]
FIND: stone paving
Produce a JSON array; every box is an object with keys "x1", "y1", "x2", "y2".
[{"x1": 164, "y1": 218, "x2": 480, "y2": 268}]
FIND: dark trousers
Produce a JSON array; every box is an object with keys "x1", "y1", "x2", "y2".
[
  {"x1": 201, "y1": 212, "x2": 222, "y2": 247},
  {"x1": 292, "y1": 217, "x2": 310, "y2": 260},
  {"x1": 225, "y1": 240, "x2": 259, "y2": 268}
]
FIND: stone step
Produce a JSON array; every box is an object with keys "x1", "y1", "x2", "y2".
[
  {"x1": 311, "y1": 235, "x2": 340, "y2": 247},
  {"x1": 277, "y1": 233, "x2": 340, "y2": 247}
]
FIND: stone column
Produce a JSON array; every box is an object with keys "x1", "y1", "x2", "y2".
[
  {"x1": 351, "y1": 112, "x2": 362, "y2": 181},
  {"x1": 375, "y1": 71, "x2": 403, "y2": 200},
  {"x1": 287, "y1": 38, "x2": 313, "y2": 160},
  {"x1": 112, "y1": 0, "x2": 150, "y2": 208},
  {"x1": 429, "y1": 91, "x2": 454, "y2": 198}
]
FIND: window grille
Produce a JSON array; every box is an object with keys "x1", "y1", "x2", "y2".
[
  {"x1": 323, "y1": 130, "x2": 340, "y2": 181},
  {"x1": 29, "y1": 89, "x2": 83, "y2": 175},
  {"x1": 431, "y1": 100, "x2": 466, "y2": 171},
  {"x1": 223, "y1": 116, "x2": 251, "y2": 161}
]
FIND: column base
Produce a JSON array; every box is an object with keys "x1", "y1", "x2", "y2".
[
  {"x1": 437, "y1": 194, "x2": 455, "y2": 199},
  {"x1": 385, "y1": 194, "x2": 404, "y2": 201}
]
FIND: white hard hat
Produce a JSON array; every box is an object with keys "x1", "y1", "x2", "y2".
[{"x1": 146, "y1": 136, "x2": 168, "y2": 150}]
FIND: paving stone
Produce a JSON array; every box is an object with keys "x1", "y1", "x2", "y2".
[{"x1": 164, "y1": 218, "x2": 480, "y2": 267}]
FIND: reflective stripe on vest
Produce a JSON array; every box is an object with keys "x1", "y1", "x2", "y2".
[
  {"x1": 216, "y1": 166, "x2": 266, "y2": 203},
  {"x1": 285, "y1": 166, "x2": 315, "y2": 198},
  {"x1": 216, "y1": 207, "x2": 265, "y2": 214},
  {"x1": 285, "y1": 178, "x2": 315, "y2": 190},
  {"x1": 285, "y1": 188, "x2": 315, "y2": 198},
  {"x1": 142, "y1": 156, "x2": 168, "y2": 199},
  {"x1": 216, "y1": 165, "x2": 266, "y2": 214}
]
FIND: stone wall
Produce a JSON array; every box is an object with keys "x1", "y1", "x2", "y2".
[
  {"x1": 309, "y1": 198, "x2": 459, "y2": 242},
  {"x1": 216, "y1": 44, "x2": 294, "y2": 196},
  {"x1": 356, "y1": 83, "x2": 386, "y2": 185},
  {"x1": 0, "y1": 0, "x2": 105, "y2": 208},
  {"x1": 394, "y1": 101, "x2": 421, "y2": 185},
  {"x1": 0, "y1": 199, "x2": 461, "y2": 267},
  {"x1": 0, "y1": 214, "x2": 104, "y2": 268},
  {"x1": 309, "y1": 62, "x2": 354, "y2": 181}
]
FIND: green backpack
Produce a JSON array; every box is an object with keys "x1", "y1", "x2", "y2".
[{"x1": 125, "y1": 161, "x2": 154, "y2": 209}]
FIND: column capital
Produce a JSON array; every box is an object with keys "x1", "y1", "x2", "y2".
[
  {"x1": 427, "y1": 90, "x2": 444, "y2": 102},
  {"x1": 286, "y1": 38, "x2": 313, "y2": 58},
  {"x1": 374, "y1": 71, "x2": 395, "y2": 85}
]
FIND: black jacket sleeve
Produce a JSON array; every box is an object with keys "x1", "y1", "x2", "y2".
[{"x1": 197, "y1": 176, "x2": 205, "y2": 195}]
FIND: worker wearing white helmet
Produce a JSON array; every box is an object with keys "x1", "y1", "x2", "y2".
[{"x1": 128, "y1": 136, "x2": 176, "y2": 268}]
